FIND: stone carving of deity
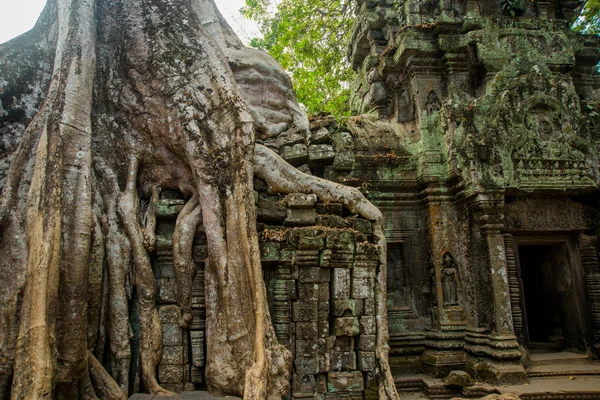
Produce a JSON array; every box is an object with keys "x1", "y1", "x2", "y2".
[{"x1": 441, "y1": 252, "x2": 459, "y2": 307}]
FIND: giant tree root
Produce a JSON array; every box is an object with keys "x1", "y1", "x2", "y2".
[
  {"x1": 116, "y1": 157, "x2": 173, "y2": 397},
  {"x1": 254, "y1": 144, "x2": 401, "y2": 400},
  {"x1": 94, "y1": 161, "x2": 133, "y2": 395},
  {"x1": 173, "y1": 194, "x2": 202, "y2": 328},
  {"x1": 88, "y1": 351, "x2": 127, "y2": 400}
]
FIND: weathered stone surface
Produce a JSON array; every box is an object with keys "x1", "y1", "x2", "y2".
[
  {"x1": 308, "y1": 144, "x2": 335, "y2": 165},
  {"x1": 327, "y1": 371, "x2": 364, "y2": 392},
  {"x1": 351, "y1": 277, "x2": 374, "y2": 299},
  {"x1": 445, "y1": 370, "x2": 474, "y2": 387},
  {"x1": 357, "y1": 335, "x2": 376, "y2": 351},
  {"x1": 334, "y1": 317, "x2": 360, "y2": 336},
  {"x1": 293, "y1": 301, "x2": 319, "y2": 322},
  {"x1": 359, "y1": 316, "x2": 376, "y2": 335},
  {"x1": 285, "y1": 208, "x2": 318, "y2": 226},
  {"x1": 357, "y1": 351, "x2": 376, "y2": 372},
  {"x1": 332, "y1": 268, "x2": 351, "y2": 300},
  {"x1": 332, "y1": 299, "x2": 357, "y2": 317}
]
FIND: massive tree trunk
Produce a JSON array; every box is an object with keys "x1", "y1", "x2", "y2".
[{"x1": 0, "y1": 0, "x2": 399, "y2": 399}]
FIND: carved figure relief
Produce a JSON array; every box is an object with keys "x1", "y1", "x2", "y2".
[{"x1": 442, "y1": 252, "x2": 460, "y2": 307}]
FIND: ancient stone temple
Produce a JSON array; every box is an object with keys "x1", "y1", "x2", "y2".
[{"x1": 141, "y1": 0, "x2": 600, "y2": 397}]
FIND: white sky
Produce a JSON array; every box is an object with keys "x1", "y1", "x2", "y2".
[{"x1": 0, "y1": 0, "x2": 261, "y2": 44}]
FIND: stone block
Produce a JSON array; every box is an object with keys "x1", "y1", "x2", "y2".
[
  {"x1": 257, "y1": 200, "x2": 287, "y2": 224},
  {"x1": 308, "y1": 144, "x2": 335, "y2": 165},
  {"x1": 280, "y1": 246, "x2": 296, "y2": 263},
  {"x1": 299, "y1": 283, "x2": 320, "y2": 300},
  {"x1": 293, "y1": 373, "x2": 317, "y2": 396},
  {"x1": 332, "y1": 150, "x2": 354, "y2": 171},
  {"x1": 158, "y1": 278, "x2": 179, "y2": 304},
  {"x1": 331, "y1": 351, "x2": 357, "y2": 371},
  {"x1": 318, "y1": 319, "x2": 330, "y2": 339},
  {"x1": 354, "y1": 299, "x2": 364, "y2": 317},
  {"x1": 158, "y1": 305, "x2": 180, "y2": 324},
  {"x1": 160, "y1": 345, "x2": 184, "y2": 365},
  {"x1": 320, "y1": 249, "x2": 332, "y2": 267},
  {"x1": 310, "y1": 127, "x2": 331, "y2": 144},
  {"x1": 286, "y1": 208, "x2": 318, "y2": 227},
  {"x1": 190, "y1": 330, "x2": 205, "y2": 367},
  {"x1": 286, "y1": 193, "x2": 318, "y2": 209},
  {"x1": 297, "y1": 340, "x2": 319, "y2": 358},
  {"x1": 316, "y1": 373, "x2": 328, "y2": 393},
  {"x1": 318, "y1": 283, "x2": 330, "y2": 301},
  {"x1": 295, "y1": 357, "x2": 320, "y2": 374},
  {"x1": 162, "y1": 324, "x2": 183, "y2": 346},
  {"x1": 296, "y1": 322, "x2": 319, "y2": 339},
  {"x1": 299, "y1": 267, "x2": 321, "y2": 283},
  {"x1": 190, "y1": 366, "x2": 203, "y2": 384},
  {"x1": 327, "y1": 371, "x2": 364, "y2": 392},
  {"x1": 357, "y1": 335, "x2": 376, "y2": 351},
  {"x1": 445, "y1": 370, "x2": 473, "y2": 387},
  {"x1": 272, "y1": 280, "x2": 291, "y2": 302},
  {"x1": 364, "y1": 298, "x2": 375, "y2": 316},
  {"x1": 357, "y1": 351, "x2": 376, "y2": 371},
  {"x1": 288, "y1": 227, "x2": 325, "y2": 250},
  {"x1": 332, "y1": 336, "x2": 354, "y2": 352},
  {"x1": 190, "y1": 308, "x2": 205, "y2": 330},
  {"x1": 158, "y1": 256, "x2": 176, "y2": 278},
  {"x1": 351, "y1": 277, "x2": 374, "y2": 299},
  {"x1": 315, "y1": 202, "x2": 343, "y2": 216},
  {"x1": 275, "y1": 131, "x2": 305, "y2": 148},
  {"x1": 293, "y1": 301, "x2": 318, "y2": 322},
  {"x1": 332, "y1": 299, "x2": 357, "y2": 317},
  {"x1": 318, "y1": 301, "x2": 330, "y2": 320},
  {"x1": 281, "y1": 143, "x2": 308, "y2": 166},
  {"x1": 359, "y1": 316, "x2": 376, "y2": 335},
  {"x1": 319, "y1": 268, "x2": 331, "y2": 283},
  {"x1": 351, "y1": 218, "x2": 372, "y2": 235},
  {"x1": 318, "y1": 215, "x2": 350, "y2": 229},
  {"x1": 334, "y1": 317, "x2": 359, "y2": 336},
  {"x1": 332, "y1": 268, "x2": 350, "y2": 300},
  {"x1": 192, "y1": 245, "x2": 208, "y2": 262},
  {"x1": 352, "y1": 266, "x2": 376, "y2": 279},
  {"x1": 260, "y1": 242, "x2": 281, "y2": 262},
  {"x1": 295, "y1": 250, "x2": 321, "y2": 267},
  {"x1": 326, "y1": 231, "x2": 356, "y2": 253},
  {"x1": 158, "y1": 365, "x2": 184, "y2": 384}
]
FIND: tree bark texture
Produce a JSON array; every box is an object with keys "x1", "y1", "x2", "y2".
[{"x1": 0, "y1": 0, "x2": 399, "y2": 399}]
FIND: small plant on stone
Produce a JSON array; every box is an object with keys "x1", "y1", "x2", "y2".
[{"x1": 500, "y1": 0, "x2": 526, "y2": 16}]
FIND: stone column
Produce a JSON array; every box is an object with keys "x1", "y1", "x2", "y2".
[
  {"x1": 475, "y1": 193, "x2": 514, "y2": 336},
  {"x1": 578, "y1": 234, "x2": 600, "y2": 346},
  {"x1": 468, "y1": 193, "x2": 525, "y2": 385},
  {"x1": 503, "y1": 234, "x2": 525, "y2": 344}
]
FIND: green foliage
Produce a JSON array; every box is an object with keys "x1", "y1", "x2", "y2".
[
  {"x1": 499, "y1": 0, "x2": 526, "y2": 16},
  {"x1": 573, "y1": 0, "x2": 600, "y2": 34},
  {"x1": 241, "y1": 0, "x2": 354, "y2": 116}
]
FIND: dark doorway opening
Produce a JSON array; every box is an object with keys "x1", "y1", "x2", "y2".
[
  {"x1": 517, "y1": 242, "x2": 587, "y2": 352},
  {"x1": 519, "y1": 245, "x2": 563, "y2": 346}
]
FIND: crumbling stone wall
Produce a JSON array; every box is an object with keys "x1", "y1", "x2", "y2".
[{"x1": 150, "y1": 187, "x2": 383, "y2": 399}]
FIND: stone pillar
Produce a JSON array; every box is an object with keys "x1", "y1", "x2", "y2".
[
  {"x1": 502, "y1": 234, "x2": 524, "y2": 344},
  {"x1": 476, "y1": 194, "x2": 513, "y2": 336},
  {"x1": 578, "y1": 234, "x2": 600, "y2": 347}
]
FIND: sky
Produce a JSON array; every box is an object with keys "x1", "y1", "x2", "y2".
[{"x1": 0, "y1": 0, "x2": 261, "y2": 44}]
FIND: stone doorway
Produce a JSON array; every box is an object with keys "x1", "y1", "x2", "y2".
[{"x1": 516, "y1": 240, "x2": 588, "y2": 352}]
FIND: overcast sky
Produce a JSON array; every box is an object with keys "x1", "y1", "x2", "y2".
[{"x1": 0, "y1": 0, "x2": 261, "y2": 44}]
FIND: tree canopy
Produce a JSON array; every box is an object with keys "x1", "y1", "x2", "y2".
[
  {"x1": 574, "y1": 0, "x2": 600, "y2": 34},
  {"x1": 241, "y1": 0, "x2": 354, "y2": 116}
]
